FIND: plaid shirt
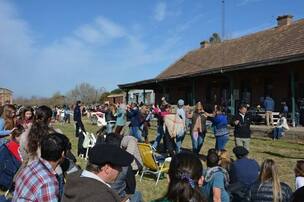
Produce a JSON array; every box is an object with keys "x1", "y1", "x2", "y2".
[{"x1": 13, "y1": 158, "x2": 59, "y2": 202}]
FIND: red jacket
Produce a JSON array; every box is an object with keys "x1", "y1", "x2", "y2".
[{"x1": 6, "y1": 140, "x2": 21, "y2": 162}]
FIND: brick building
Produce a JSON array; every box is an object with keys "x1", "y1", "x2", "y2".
[
  {"x1": 106, "y1": 93, "x2": 124, "y2": 104},
  {"x1": 119, "y1": 15, "x2": 304, "y2": 125},
  {"x1": 0, "y1": 88, "x2": 13, "y2": 106}
]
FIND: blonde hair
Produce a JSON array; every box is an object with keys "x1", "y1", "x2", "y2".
[
  {"x1": 110, "y1": 104, "x2": 117, "y2": 114},
  {"x1": 195, "y1": 102, "x2": 203, "y2": 112},
  {"x1": 218, "y1": 149, "x2": 232, "y2": 170},
  {"x1": 3, "y1": 104, "x2": 16, "y2": 130},
  {"x1": 259, "y1": 159, "x2": 282, "y2": 202}
]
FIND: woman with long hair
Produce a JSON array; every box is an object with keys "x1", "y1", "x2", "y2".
[
  {"x1": 3, "y1": 104, "x2": 16, "y2": 131},
  {"x1": 24, "y1": 105, "x2": 54, "y2": 163},
  {"x1": 18, "y1": 106, "x2": 34, "y2": 129},
  {"x1": 0, "y1": 105, "x2": 16, "y2": 145},
  {"x1": 248, "y1": 159, "x2": 292, "y2": 202},
  {"x1": 189, "y1": 102, "x2": 207, "y2": 155},
  {"x1": 218, "y1": 149, "x2": 233, "y2": 172},
  {"x1": 18, "y1": 105, "x2": 54, "y2": 164},
  {"x1": 153, "y1": 152, "x2": 206, "y2": 202},
  {"x1": 211, "y1": 105, "x2": 229, "y2": 151}
]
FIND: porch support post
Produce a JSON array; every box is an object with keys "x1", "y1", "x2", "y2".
[
  {"x1": 192, "y1": 79, "x2": 196, "y2": 105},
  {"x1": 291, "y1": 70, "x2": 296, "y2": 127},
  {"x1": 229, "y1": 75, "x2": 235, "y2": 116},
  {"x1": 125, "y1": 90, "x2": 129, "y2": 104},
  {"x1": 143, "y1": 89, "x2": 146, "y2": 104}
]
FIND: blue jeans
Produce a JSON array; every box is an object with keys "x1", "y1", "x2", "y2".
[
  {"x1": 106, "y1": 122, "x2": 115, "y2": 134},
  {"x1": 191, "y1": 131, "x2": 205, "y2": 154},
  {"x1": 130, "y1": 127, "x2": 142, "y2": 142},
  {"x1": 130, "y1": 191, "x2": 143, "y2": 202},
  {"x1": 215, "y1": 134, "x2": 229, "y2": 151},
  {"x1": 273, "y1": 127, "x2": 284, "y2": 139},
  {"x1": 152, "y1": 125, "x2": 164, "y2": 149},
  {"x1": 295, "y1": 112, "x2": 300, "y2": 126},
  {"x1": 175, "y1": 129, "x2": 185, "y2": 153}
]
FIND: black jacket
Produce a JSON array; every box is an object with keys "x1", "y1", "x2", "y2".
[
  {"x1": 63, "y1": 170, "x2": 121, "y2": 202},
  {"x1": 73, "y1": 106, "x2": 81, "y2": 122},
  {"x1": 248, "y1": 180, "x2": 292, "y2": 202},
  {"x1": 234, "y1": 113, "x2": 251, "y2": 138}
]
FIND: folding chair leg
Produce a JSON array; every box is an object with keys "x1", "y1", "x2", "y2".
[
  {"x1": 85, "y1": 148, "x2": 89, "y2": 160},
  {"x1": 156, "y1": 172, "x2": 161, "y2": 185},
  {"x1": 140, "y1": 168, "x2": 145, "y2": 182}
]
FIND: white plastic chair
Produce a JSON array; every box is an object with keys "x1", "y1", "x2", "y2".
[{"x1": 82, "y1": 132, "x2": 96, "y2": 160}]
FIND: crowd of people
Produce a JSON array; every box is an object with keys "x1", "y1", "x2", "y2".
[{"x1": 0, "y1": 98, "x2": 303, "y2": 202}]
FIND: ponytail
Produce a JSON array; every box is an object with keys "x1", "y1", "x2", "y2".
[{"x1": 27, "y1": 105, "x2": 52, "y2": 157}]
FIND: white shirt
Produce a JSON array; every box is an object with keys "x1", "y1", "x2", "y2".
[
  {"x1": 81, "y1": 170, "x2": 111, "y2": 188},
  {"x1": 277, "y1": 117, "x2": 290, "y2": 130},
  {"x1": 177, "y1": 107, "x2": 186, "y2": 125},
  {"x1": 296, "y1": 176, "x2": 304, "y2": 189},
  {"x1": 239, "y1": 113, "x2": 245, "y2": 121}
]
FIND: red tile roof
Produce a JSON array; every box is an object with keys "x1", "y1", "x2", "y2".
[
  {"x1": 119, "y1": 19, "x2": 304, "y2": 88},
  {"x1": 157, "y1": 19, "x2": 304, "y2": 79}
]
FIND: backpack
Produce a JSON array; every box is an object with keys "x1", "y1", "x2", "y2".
[{"x1": 0, "y1": 144, "x2": 21, "y2": 191}]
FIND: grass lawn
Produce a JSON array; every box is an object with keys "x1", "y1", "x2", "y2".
[{"x1": 54, "y1": 118, "x2": 304, "y2": 201}]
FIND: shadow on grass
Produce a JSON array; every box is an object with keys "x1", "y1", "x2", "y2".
[
  {"x1": 262, "y1": 151, "x2": 304, "y2": 160},
  {"x1": 139, "y1": 172, "x2": 167, "y2": 184}
]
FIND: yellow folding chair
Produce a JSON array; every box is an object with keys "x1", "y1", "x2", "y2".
[{"x1": 137, "y1": 143, "x2": 171, "y2": 185}]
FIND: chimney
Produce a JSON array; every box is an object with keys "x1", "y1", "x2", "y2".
[
  {"x1": 277, "y1": 15, "x2": 293, "y2": 27},
  {"x1": 200, "y1": 40, "x2": 210, "y2": 49}
]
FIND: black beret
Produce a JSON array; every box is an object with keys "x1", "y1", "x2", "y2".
[
  {"x1": 89, "y1": 144, "x2": 133, "y2": 167},
  {"x1": 233, "y1": 146, "x2": 249, "y2": 157}
]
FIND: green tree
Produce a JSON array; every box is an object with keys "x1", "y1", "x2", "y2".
[
  {"x1": 110, "y1": 88, "x2": 123, "y2": 94},
  {"x1": 209, "y1": 33, "x2": 221, "y2": 44},
  {"x1": 99, "y1": 92, "x2": 111, "y2": 103}
]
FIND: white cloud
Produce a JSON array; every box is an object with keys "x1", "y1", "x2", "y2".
[
  {"x1": 74, "y1": 16, "x2": 126, "y2": 45},
  {"x1": 0, "y1": 0, "x2": 182, "y2": 97},
  {"x1": 154, "y1": 2, "x2": 167, "y2": 21}
]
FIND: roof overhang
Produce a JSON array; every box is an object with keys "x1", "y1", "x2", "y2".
[{"x1": 119, "y1": 53, "x2": 304, "y2": 90}]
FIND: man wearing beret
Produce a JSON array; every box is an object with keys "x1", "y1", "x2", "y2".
[
  {"x1": 230, "y1": 146, "x2": 259, "y2": 187},
  {"x1": 62, "y1": 144, "x2": 134, "y2": 202},
  {"x1": 229, "y1": 146, "x2": 260, "y2": 201}
]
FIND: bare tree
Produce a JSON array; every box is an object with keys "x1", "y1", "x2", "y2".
[
  {"x1": 14, "y1": 83, "x2": 106, "y2": 106},
  {"x1": 66, "y1": 83, "x2": 106, "y2": 105}
]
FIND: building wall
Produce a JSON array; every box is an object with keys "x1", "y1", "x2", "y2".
[
  {"x1": 152, "y1": 61, "x2": 304, "y2": 113},
  {"x1": 0, "y1": 88, "x2": 13, "y2": 106},
  {"x1": 107, "y1": 96, "x2": 124, "y2": 104},
  {"x1": 127, "y1": 89, "x2": 155, "y2": 105}
]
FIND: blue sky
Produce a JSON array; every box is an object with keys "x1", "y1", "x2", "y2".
[{"x1": 1, "y1": 0, "x2": 304, "y2": 97}]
